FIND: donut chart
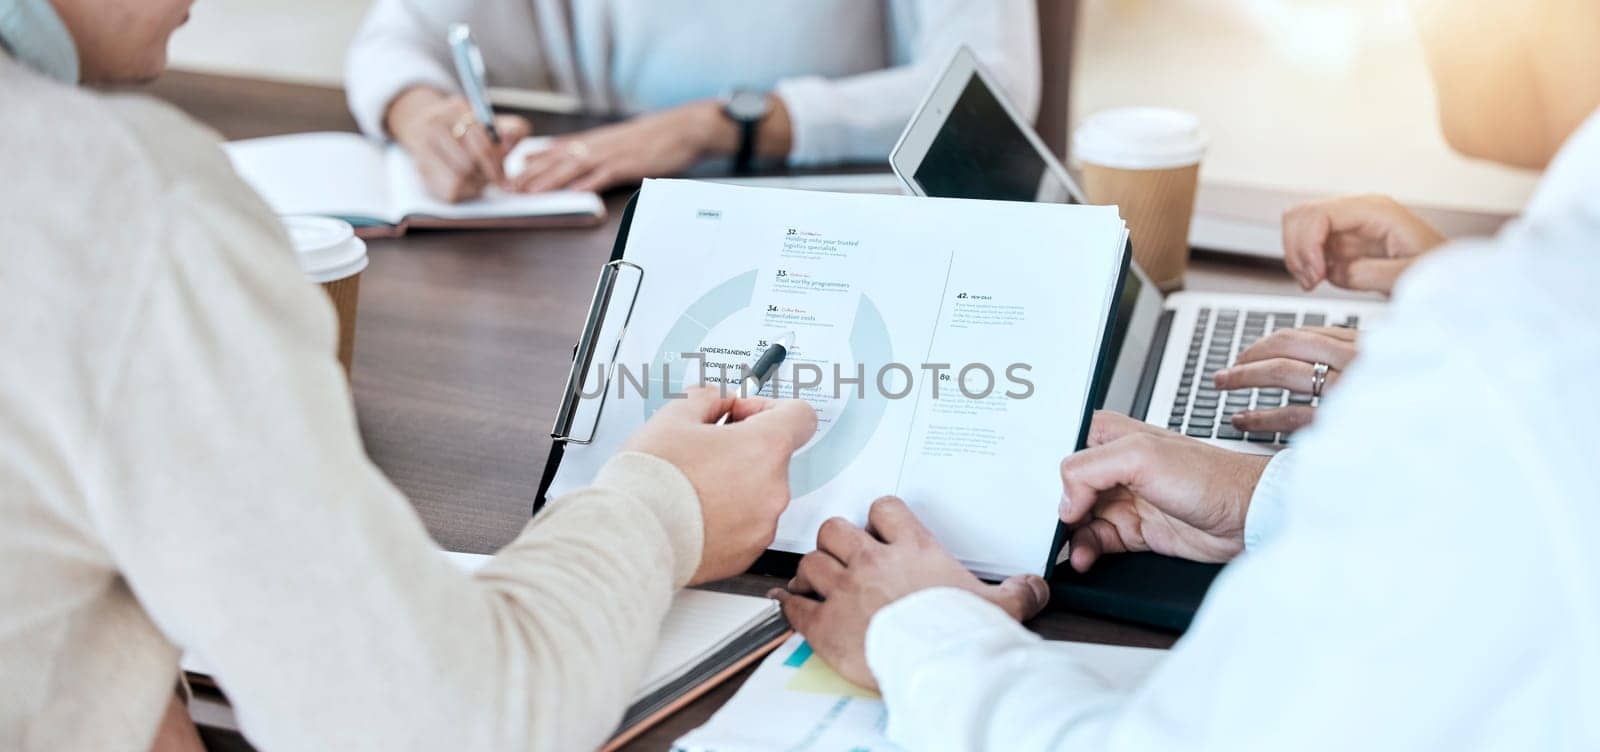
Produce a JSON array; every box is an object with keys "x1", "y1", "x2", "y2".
[{"x1": 645, "y1": 269, "x2": 894, "y2": 496}]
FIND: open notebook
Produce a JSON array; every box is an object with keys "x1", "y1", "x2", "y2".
[
  {"x1": 180, "y1": 550, "x2": 787, "y2": 749},
  {"x1": 223, "y1": 132, "x2": 606, "y2": 237}
]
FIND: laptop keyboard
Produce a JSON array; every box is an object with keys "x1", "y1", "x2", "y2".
[{"x1": 1166, "y1": 308, "x2": 1359, "y2": 445}]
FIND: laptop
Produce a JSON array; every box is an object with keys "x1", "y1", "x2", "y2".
[{"x1": 889, "y1": 48, "x2": 1386, "y2": 454}]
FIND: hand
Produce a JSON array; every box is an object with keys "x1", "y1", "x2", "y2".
[
  {"x1": 623, "y1": 386, "x2": 817, "y2": 585},
  {"x1": 1282, "y1": 194, "x2": 1446, "y2": 293},
  {"x1": 1060, "y1": 412, "x2": 1270, "y2": 571},
  {"x1": 1212, "y1": 326, "x2": 1358, "y2": 434},
  {"x1": 770, "y1": 497, "x2": 1050, "y2": 690},
  {"x1": 507, "y1": 102, "x2": 733, "y2": 194},
  {"x1": 384, "y1": 86, "x2": 533, "y2": 203}
]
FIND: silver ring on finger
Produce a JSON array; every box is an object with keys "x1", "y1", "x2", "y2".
[
  {"x1": 564, "y1": 140, "x2": 591, "y2": 162},
  {"x1": 1310, "y1": 361, "x2": 1330, "y2": 398},
  {"x1": 451, "y1": 113, "x2": 476, "y2": 141}
]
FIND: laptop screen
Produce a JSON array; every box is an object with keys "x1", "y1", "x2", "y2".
[{"x1": 912, "y1": 77, "x2": 1076, "y2": 205}]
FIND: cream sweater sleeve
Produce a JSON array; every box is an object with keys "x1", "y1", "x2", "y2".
[{"x1": 80, "y1": 143, "x2": 701, "y2": 751}]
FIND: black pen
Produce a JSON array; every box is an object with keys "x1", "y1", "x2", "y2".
[
  {"x1": 716, "y1": 331, "x2": 795, "y2": 424},
  {"x1": 739, "y1": 331, "x2": 795, "y2": 397}
]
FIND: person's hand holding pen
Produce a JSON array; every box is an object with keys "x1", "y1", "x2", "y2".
[
  {"x1": 384, "y1": 86, "x2": 532, "y2": 203},
  {"x1": 626, "y1": 386, "x2": 817, "y2": 584}
]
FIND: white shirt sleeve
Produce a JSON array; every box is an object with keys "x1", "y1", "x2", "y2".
[
  {"x1": 344, "y1": 0, "x2": 548, "y2": 139},
  {"x1": 774, "y1": 0, "x2": 1039, "y2": 165},
  {"x1": 863, "y1": 237, "x2": 1599, "y2": 750},
  {"x1": 1243, "y1": 448, "x2": 1295, "y2": 550}
]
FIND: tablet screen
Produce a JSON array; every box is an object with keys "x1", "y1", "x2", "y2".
[{"x1": 911, "y1": 76, "x2": 1075, "y2": 204}]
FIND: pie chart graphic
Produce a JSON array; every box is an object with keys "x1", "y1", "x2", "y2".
[{"x1": 645, "y1": 269, "x2": 893, "y2": 496}]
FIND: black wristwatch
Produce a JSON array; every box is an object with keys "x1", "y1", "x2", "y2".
[{"x1": 721, "y1": 88, "x2": 772, "y2": 173}]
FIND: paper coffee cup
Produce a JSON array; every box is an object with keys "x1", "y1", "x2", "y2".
[
  {"x1": 1073, "y1": 108, "x2": 1208, "y2": 291},
  {"x1": 282, "y1": 215, "x2": 368, "y2": 375}
]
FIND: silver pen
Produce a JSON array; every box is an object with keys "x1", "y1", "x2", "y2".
[{"x1": 447, "y1": 23, "x2": 499, "y2": 144}]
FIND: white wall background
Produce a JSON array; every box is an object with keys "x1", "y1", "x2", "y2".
[
  {"x1": 169, "y1": 0, "x2": 368, "y2": 84},
  {"x1": 167, "y1": 0, "x2": 1537, "y2": 214},
  {"x1": 1070, "y1": 0, "x2": 1537, "y2": 213}
]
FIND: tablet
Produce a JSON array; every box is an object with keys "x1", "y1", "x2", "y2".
[{"x1": 890, "y1": 46, "x2": 1086, "y2": 205}]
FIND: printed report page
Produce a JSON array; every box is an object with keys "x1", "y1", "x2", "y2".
[{"x1": 549, "y1": 179, "x2": 1125, "y2": 576}]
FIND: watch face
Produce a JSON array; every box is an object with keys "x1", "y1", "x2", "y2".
[{"x1": 725, "y1": 89, "x2": 771, "y2": 122}]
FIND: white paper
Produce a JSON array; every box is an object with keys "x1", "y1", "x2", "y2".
[
  {"x1": 550, "y1": 179, "x2": 1126, "y2": 577},
  {"x1": 705, "y1": 172, "x2": 907, "y2": 195},
  {"x1": 224, "y1": 132, "x2": 394, "y2": 223},
  {"x1": 384, "y1": 142, "x2": 603, "y2": 222},
  {"x1": 673, "y1": 634, "x2": 1164, "y2": 752}
]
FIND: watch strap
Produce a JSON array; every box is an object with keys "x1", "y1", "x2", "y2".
[{"x1": 735, "y1": 118, "x2": 758, "y2": 173}]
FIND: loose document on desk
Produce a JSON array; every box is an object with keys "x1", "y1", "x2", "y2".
[
  {"x1": 549, "y1": 180, "x2": 1127, "y2": 578},
  {"x1": 673, "y1": 632, "x2": 1164, "y2": 752}
]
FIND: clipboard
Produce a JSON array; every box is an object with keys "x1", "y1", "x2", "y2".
[
  {"x1": 535, "y1": 192, "x2": 644, "y2": 513},
  {"x1": 531, "y1": 191, "x2": 812, "y2": 577},
  {"x1": 533, "y1": 189, "x2": 1136, "y2": 581}
]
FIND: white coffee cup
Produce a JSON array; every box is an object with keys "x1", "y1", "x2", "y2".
[
  {"x1": 282, "y1": 215, "x2": 368, "y2": 374},
  {"x1": 1073, "y1": 108, "x2": 1209, "y2": 290}
]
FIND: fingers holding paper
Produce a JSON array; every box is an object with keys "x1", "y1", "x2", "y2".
[
  {"x1": 773, "y1": 497, "x2": 1050, "y2": 691},
  {"x1": 624, "y1": 386, "x2": 817, "y2": 585}
]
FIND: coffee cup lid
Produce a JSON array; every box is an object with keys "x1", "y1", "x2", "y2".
[
  {"x1": 281, "y1": 215, "x2": 368, "y2": 283},
  {"x1": 1073, "y1": 107, "x2": 1209, "y2": 170}
]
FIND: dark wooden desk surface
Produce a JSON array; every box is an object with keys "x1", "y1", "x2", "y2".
[{"x1": 139, "y1": 69, "x2": 1334, "y2": 751}]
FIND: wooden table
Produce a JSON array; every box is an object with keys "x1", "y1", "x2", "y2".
[{"x1": 142, "y1": 70, "x2": 1351, "y2": 751}]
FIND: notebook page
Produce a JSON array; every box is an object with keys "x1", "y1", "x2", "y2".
[
  {"x1": 636, "y1": 590, "x2": 778, "y2": 697},
  {"x1": 385, "y1": 142, "x2": 603, "y2": 221},
  {"x1": 223, "y1": 133, "x2": 396, "y2": 223}
]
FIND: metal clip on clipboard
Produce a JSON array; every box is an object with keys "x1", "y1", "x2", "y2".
[{"x1": 550, "y1": 260, "x2": 645, "y2": 444}]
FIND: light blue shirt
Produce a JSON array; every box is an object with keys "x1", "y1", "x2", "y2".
[
  {"x1": 864, "y1": 109, "x2": 1600, "y2": 749},
  {"x1": 343, "y1": 0, "x2": 1039, "y2": 165},
  {"x1": 0, "y1": 0, "x2": 77, "y2": 83}
]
